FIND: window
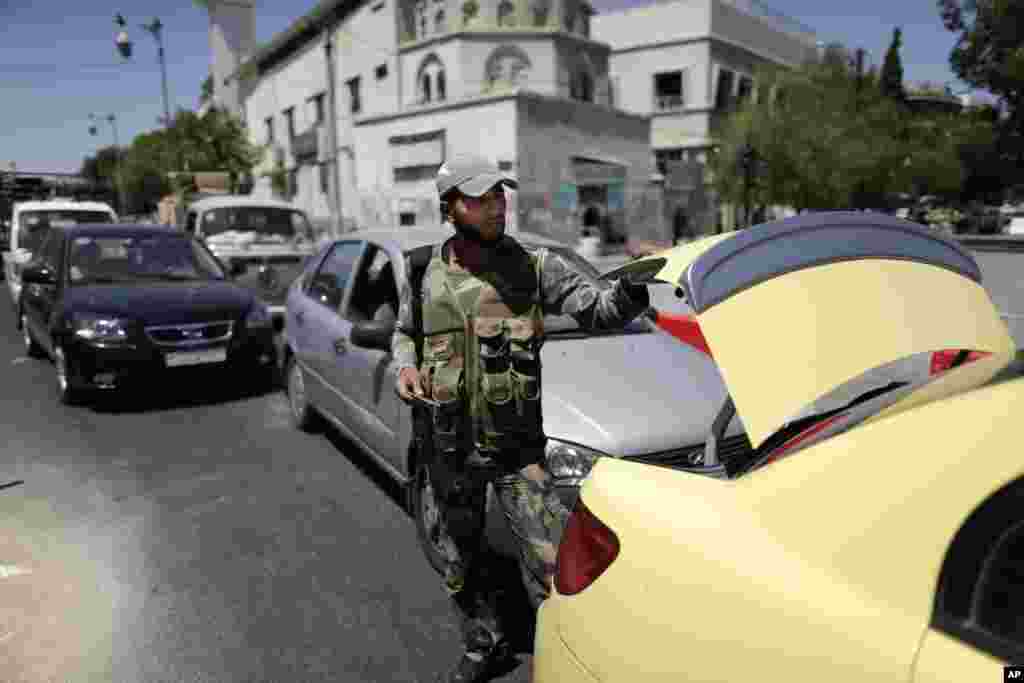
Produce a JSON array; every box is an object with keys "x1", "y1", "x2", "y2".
[
  {"x1": 308, "y1": 92, "x2": 326, "y2": 125},
  {"x1": 265, "y1": 116, "x2": 275, "y2": 144},
  {"x1": 185, "y1": 211, "x2": 198, "y2": 234},
  {"x1": 498, "y1": 160, "x2": 514, "y2": 171},
  {"x1": 319, "y1": 162, "x2": 329, "y2": 195},
  {"x1": 484, "y1": 45, "x2": 532, "y2": 92},
  {"x1": 417, "y1": 54, "x2": 446, "y2": 103},
  {"x1": 399, "y1": 212, "x2": 417, "y2": 226},
  {"x1": 376, "y1": 64, "x2": 388, "y2": 80},
  {"x1": 562, "y1": 5, "x2": 575, "y2": 32},
  {"x1": 531, "y1": 0, "x2": 550, "y2": 26},
  {"x1": 200, "y1": 206, "x2": 312, "y2": 239},
  {"x1": 306, "y1": 241, "x2": 364, "y2": 311},
  {"x1": 283, "y1": 107, "x2": 296, "y2": 141},
  {"x1": 347, "y1": 77, "x2": 362, "y2": 114},
  {"x1": 737, "y1": 75, "x2": 754, "y2": 103},
  {"x1": 346, "y1": 244, "x2": 399, "y2": 323},
  {"x1": 654, "y1": 71, "x2": 685, "y2": 110},
  {"x1": 715, "y1": 68, "x2": 736, "y2": 110},
  {"x1": 571, "y1": 71, "x2": 593, "y2": 102},
  {"x1": 655, "y1": 148, "x2": 684, "y2": 176},
  {"x1": 422, "y1": 74, "x2": 432, "y2": 103},
  {"x1": 394, "y1": 166, "x2": 439, "y2": 183},
  {"x1": 288, "y1": 168, "x2": 299, "y2": 200},
  {"x1": 498, "y1": 0, "x2": 516, "y2": 26}
]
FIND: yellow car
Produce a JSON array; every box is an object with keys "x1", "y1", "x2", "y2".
[{"x1": 534, "y1": 212, "x2": 1024, "y2": 682}]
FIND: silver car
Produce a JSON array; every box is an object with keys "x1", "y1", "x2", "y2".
[{"x1": 281, "y1": 226, "x2": 747, "y2": 571}]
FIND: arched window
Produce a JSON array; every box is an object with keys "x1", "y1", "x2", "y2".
[
  {"x1": 417, "y1": 53, "x2": 446, "y2": 104},
  {"x1": 571, "y1": 70, "x2": 593, "y2": 102},
  {"x1": 497, "y1": 0, "x2": 516, "y2": 26},
  {"x1": 484, "y1": 44, "x2": 532, "y2": 92}
]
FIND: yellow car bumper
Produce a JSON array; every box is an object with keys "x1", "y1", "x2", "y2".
[{"x1": 533, "y1": 600, "x2": 600, "y2": 682}]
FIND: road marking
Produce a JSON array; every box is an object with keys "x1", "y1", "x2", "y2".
[{"x1": 0, "y1": 564, "x2": 32, "y2": 579}]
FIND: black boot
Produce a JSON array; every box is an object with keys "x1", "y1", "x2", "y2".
[{"x1": 440, "y1": 651, "x2": 491, "y2": 683}]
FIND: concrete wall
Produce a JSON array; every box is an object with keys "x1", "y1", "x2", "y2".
[
  {"x1": 208, "y1": 0, "x2": 256, "y2": 118},
  {"x1": 399, "y1": 40, "x2": 462, "y2": 105},
  {"x1": 591, "y1": 0, "x2": 711, "y2": 53},
  {"x1": 336, "y1": 1, "x2": 403, "y2": 122},
  {"x1": 353, "y1": 98, "x2": 518, "y2": 229},
  {"x1": 515, "y1": 93, "x2": 660, "y2": 245},
  {"x1": 606, "y1": 40, "x2": 710, "y2": 116},
  {"x1": 709, "y1": 0, "x2": 817, "y2": 67}
]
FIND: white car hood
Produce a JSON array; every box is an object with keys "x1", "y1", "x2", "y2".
[{"x1": 539, "y1": 330, "x2": 739, "y2": 458}]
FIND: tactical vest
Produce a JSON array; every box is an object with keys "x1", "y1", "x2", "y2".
[{"x1": 421, "y1": 240, "x2": 547, "y2": 454}]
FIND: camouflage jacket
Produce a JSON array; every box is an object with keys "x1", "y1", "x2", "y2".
[{"x1": 391, "y1": 235, "x2": 650, "y2": 372}]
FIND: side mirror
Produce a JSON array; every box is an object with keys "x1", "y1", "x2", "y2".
[
  {"x1": 229, "y1": 260, "x2": 247, "y2": 277},
  {"x1": 351, "y1": 320, "x2": 396, "y2": 351},
  {"x1": 21, "y1": 263, "x2": 56, "y2": 286}
]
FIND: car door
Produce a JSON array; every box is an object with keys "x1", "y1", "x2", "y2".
[
  {"x1": 25, "y1": 230, "x2": 65, "y2": 355},
  {"x1": 297, "y1": 240, "x2": 366, "y2": 424},
  {"x1": 334, "y1": 242, "x2": 405, "y2": 473}
]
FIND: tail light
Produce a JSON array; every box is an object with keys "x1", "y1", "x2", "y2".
[
  {"x1": 930, "y1": 349, "x2": 990, "y2": 376},
  {"x1": 651, "y1": 310, "x2": 713, "y2": 357},
  {"x1": 555, "y1": 500, "x2": 620, "y2": 596}
]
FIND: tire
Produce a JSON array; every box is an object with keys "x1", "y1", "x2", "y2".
[
  {"x1": 285, "y1": 355, "x2": 321, "y2": 432},
  {"x1": 21, "y1": 314, "x2": 44, "y2": 358},
  {"x1": 409, "y1": 459, "x2": 450, "y2": 577},
  {"x1": 54, "y1": 345, "x2": 86, "y2": 406}
]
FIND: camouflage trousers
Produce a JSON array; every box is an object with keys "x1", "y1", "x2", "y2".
[{"x1": 434, "y1": 460, "x2": 571, "y2": 655}]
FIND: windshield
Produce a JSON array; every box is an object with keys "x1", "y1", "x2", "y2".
[
  {"x1": 18, "y1": 210, "x2": 114, "y2": 253},
  {"x1": 69, "y1": 234, "x2": 226, "y2": 285},
  {"x1": 528, "y1": 245, "x2": 651, "y2": 337},
  {"x1": 201, "y1": 206, "x2": 313, "y2": 242}
]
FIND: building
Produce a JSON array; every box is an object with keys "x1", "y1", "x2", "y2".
[
  {"x1": 216, "y1": 0, "x2": 663, "y2": 245},
  {"x1": 592, "y1": 0, "x2": 818, "y2": 234}
]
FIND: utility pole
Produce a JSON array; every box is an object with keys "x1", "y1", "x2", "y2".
[
  {"x1": 115, "y1": 14, "x2": 172, "y2": 129},
  {"x1": 89, "y1": 114, "x2": 128, "y2": 215}
]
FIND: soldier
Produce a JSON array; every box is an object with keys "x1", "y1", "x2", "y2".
[{"x1": 392, "y1": 155, "x2": 651, "y2": 682}]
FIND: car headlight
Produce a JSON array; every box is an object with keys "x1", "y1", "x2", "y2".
[
  {"x1": 71, "y1": 313, "x2": 131, "y2": 343},
  {"x1": 545, "y1": 439, "x2": 605, "y2": 485},
  {"x1": 245, "y1": 302, "x2": 272, "y2": 329}
]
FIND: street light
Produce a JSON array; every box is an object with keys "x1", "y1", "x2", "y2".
[
  {"x1": 114, "y1": 13, "x2": 172, "y2": 130},
  {"x1": 89, "y1": 113, "x2": 128, "y2": 215}
]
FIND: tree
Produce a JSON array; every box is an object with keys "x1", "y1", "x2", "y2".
[
  {"x1": 938, "y1": 0, "x2": 1024, "y2": 182},
  {"x1": 710, "y1": 54, "x2": 986, "y2": 215},
  {"x1": 880, "y1": 27, "x2": 906, "y2": 102},
  {"x1": 79, "y1": 145, "x2": 123, "y2": 187},
  {"x1": 201, "y1": 74, "x2": 214, "y2": 104}
]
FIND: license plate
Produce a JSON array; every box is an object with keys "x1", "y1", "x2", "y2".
[{"x1": 165, "y1": 348, "x2": 227, "y2": 367}]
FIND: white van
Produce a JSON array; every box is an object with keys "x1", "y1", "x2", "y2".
[{"x1": 3, "y1": 199, "x2": 118, "y2": 308}]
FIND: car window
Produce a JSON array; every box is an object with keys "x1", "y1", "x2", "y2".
[
  {"x1": 345, "y1": 244, "x2": 398, "y2": 323},
  {"x1": 200, "y1": 206, "x2": 312, "y2": 241},
  {"x1": 307, "y1": 241, "x2": 364, "y2": 311},
  {"x1": 185, "y1": 211, "x2": 198, "y2": 235},
  {"x1": 68, "y1": 234, "x2": 226, "y2": 284},
  {"x1": 18, "y1": 210, "x2": 113, "y2": 254}
]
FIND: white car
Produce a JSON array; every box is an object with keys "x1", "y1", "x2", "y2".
[
  {"x1": 3, "y1": 199, "x2": 118, "y2": 309},
  {"x1": 183, "y1": 195, "x2": 321, "y2": 327}
]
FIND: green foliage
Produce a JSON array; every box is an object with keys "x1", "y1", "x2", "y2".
[
  {"x1": 880, "y1": 27, "x2": 906, "y2": 101},
  {"x1": 200, "y1": 74, "x2": 214, "y2": 103},
  {"x1": 80, "y1": 105, "x2": 263, "y2": 214},
  {"x1": 710, "y1": 58, "x2": 994, "y2": 213}
]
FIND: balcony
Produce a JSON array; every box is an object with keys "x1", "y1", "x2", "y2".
[{"x1": 655, "y1": 94, "x2": 685, "y2": 111}]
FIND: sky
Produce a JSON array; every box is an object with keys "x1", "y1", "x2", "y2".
[{"x1": 0, "y1": 0, "x2": 972, "y2": 175}]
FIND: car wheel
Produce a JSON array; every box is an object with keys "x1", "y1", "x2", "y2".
[
  {"x1": 409, "y1": 459, "x2": 450, "y2": 577},
  {"x1": 286, "y1": 356, "x2": 320, "y2": 432},
  {"x1": 21, "y1": 315, "x2": 44, "y2": 358},
  {"x1": 54, "y1": 345, "x2": 86, "y2": 406}
]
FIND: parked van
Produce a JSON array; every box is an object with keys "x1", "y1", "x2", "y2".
[{"x1": 3, "y1": 199, "x2": 118, "y2": 308}]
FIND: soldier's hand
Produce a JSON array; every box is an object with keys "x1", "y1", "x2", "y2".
[{"x1": 396, "y1": 367, "x2": 425, "y2": 403}]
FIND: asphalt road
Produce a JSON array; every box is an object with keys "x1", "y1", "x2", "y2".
[{"x1": 0, "y1": 301, "x2": 533, "y2": 682}]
